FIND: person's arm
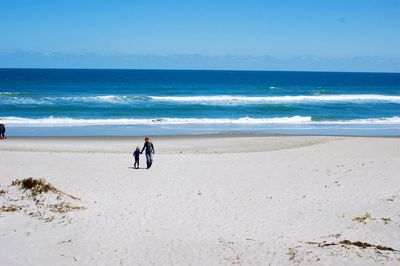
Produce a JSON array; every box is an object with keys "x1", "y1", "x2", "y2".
[
  {"x1": 141, "y1": 144, "x2": 145, "y2": 154},
  {"x1": 151, "y1": 143, "x2": 155, "y2": 154}
]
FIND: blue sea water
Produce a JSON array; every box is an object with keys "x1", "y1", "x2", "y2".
[{"x1": 1, "y1": 69, "x2": 400, "y2": 136}]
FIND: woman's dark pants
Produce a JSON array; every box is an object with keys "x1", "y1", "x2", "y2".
[{"x1": 146, "y1": 152, "x2": 153, "y2": 168}]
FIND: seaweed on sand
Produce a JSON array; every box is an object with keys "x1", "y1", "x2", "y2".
[
  {"x1": 306, "y1": 239, "x2": 399, "y2": 252},
  {"x1": 352, "y1": 212, "x2": 393, "y2": 225},
  {"x1": 339, "y1": 240, "x2": 398, "y2": 252},
  {"x1": 352, "y1": 212, "x2": 375, "y2": 223},
  {"x1": 290, "y1": 239, "x2": 400, "y2": 264},
  {"x1": 380, "y1": 217, "x2": 392, "y2": 224}
]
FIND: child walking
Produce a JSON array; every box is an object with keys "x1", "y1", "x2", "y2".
[{"x1": 133, "y1": 146, "x2": 141, "y2": 169}]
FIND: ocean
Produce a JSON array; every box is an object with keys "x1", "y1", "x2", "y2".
[{"x1": 1, "y1": 69, "x2": 400, "y2": 136}]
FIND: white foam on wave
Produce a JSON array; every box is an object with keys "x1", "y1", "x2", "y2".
[
  {"x1": 150, "y1": 94, "x2": 400, "y2": 104},
  {"x1": 2, "y1": 94, "x2": 400, "y2": 105},
  {"x1": 315, "y1": 117, "x2": 400, "y2": 124},
  {"x1": 2, "y1": 116, "x2": 400, "y2": 127},
  {"x1": 0, "y1": 97, "x2": 46, "y2": 105},
  {"x1": 0, "y1": 95, "x2": 145, "y2": 105},
  {"x1": 48, "y1": 95, "x2": 142, "y2": 103},
  {"x1": 0, "y1": 116, "x2": 311, "y2": 126},
  {"x1": 0, "y1": 92, "x2": 20, "y2": 95}
]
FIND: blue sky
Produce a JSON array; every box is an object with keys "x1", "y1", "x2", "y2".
[{"x1": 1, "y1": 0, "x2": 399, "y2": 71}]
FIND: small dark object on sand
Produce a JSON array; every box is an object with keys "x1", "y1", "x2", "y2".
[
  {"x1": 307, "y1": 239, "x2": 399, "y2": 252},
  {"x1": 340, "y1": 240, "x2": 398, "y2": 252}
]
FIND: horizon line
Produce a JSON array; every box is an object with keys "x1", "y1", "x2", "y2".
[{"x1": 1, "y1": 67, "x2": 399, "y2": 74}]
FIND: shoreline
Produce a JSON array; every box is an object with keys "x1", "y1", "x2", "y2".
[
  {"x1": 5, "y1": 133, "x2": 400, "y2": 139},
  {"x1": 1, "y1": 135, "x2": 399, "y2": 155}
]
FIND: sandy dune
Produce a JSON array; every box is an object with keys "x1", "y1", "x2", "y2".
[{"x1": 1, "y1": 136, "x2": 399, "y2": 265}]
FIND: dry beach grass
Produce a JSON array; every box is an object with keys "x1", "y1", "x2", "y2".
[{"x1": 1, "y1": 177, "x2": 84, "y2": 223}]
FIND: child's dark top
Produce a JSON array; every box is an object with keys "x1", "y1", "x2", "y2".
[{"x1": 133, "y1": 150, "x2": 141, "y2": 159}]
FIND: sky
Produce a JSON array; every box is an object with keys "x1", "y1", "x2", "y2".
[{"x1": 0, "y1": 0, "x2": 399, "y2": 72}]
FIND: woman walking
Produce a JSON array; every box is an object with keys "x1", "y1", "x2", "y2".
[{"x1": 141, "y1": 137, "x2": 155, "y2": 169}]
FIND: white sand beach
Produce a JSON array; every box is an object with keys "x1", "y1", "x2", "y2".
[{"x1": 1, "y1": 135, "x2": 399, "y2": 265}]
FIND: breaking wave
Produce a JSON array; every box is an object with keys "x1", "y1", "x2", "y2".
[
  {"x1": 149, "y1": 94, "x2": 400, "y2": 104},
  {"x1": 2, "y1": 116, "x2": 400, "y2": 126},
  {"x1": 0, "y1": 95, "x2": 147, "y2": 105},
  {"x1": 2, "y1": 94, "x2": 400, "y2": 105}
]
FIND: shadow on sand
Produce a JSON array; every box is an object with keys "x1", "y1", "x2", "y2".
[{"x1": 128, "y1": 167, "x2": 147, "y2": 170}]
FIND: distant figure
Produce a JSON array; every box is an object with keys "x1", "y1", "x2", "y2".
[
  {"x1": 141, "y1": 137, "x2": 155, "y2": 169},
  {"x1": 0, "y1": 124, "x2": 5, "y2": 139},
  {"x1": 133, "y1": 146, "x2": 141, "y2": 169}
]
